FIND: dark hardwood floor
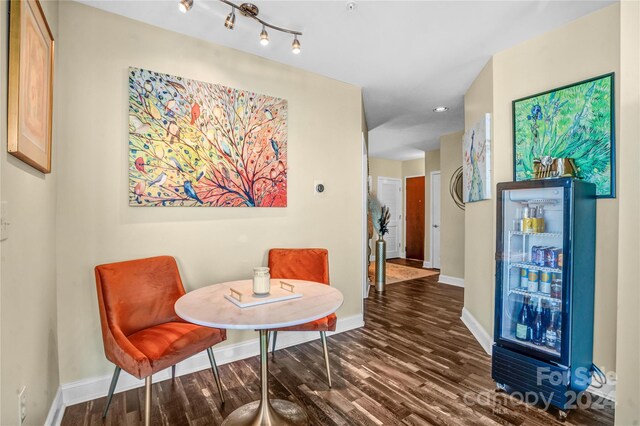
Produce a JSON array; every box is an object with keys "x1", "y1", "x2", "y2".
[
  {"x1": 387, "y1": 258, "x2": 428, "y2": 270},
  {"x1": 61, "y1": 275, "x2": 614, "y2": 425}
]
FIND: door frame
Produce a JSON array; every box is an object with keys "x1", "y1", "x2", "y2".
[
  {"x1": 377, "y1": 176, "x2": 402, "y2": 259},
  {"x1": 403, "y1": 174, "x2": 425, "y2": 260},
  {"x1": 430, "y1": 171, "x2": 441, "y2": 269},
  {"x1": 361, "y1": 134, "x2": 369, "y2": 299}
]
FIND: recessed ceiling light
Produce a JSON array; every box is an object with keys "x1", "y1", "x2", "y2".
[{"x1": 433, "y1": 106, "x2": 449, "y2": 113}]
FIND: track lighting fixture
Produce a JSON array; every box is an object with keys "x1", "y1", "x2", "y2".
[
  {"x1": 224, "y1": 8, "x2": 236, "y2": 29},
  {"x1": 292, "y1": 36, "x2": 301, "y2": 54},
  {"x1": 208, "y1": 1, "x2": 303, "y2": 52},
  {"x1": 260, "y1": 25, "x2": 269, "y2": 46},
  {"x1": 178, "y1": 0, "x2": 193, "y2": 13}
]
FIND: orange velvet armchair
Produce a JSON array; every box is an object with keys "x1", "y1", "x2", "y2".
[
  {"x1": 95, "y1": 256, "x2": 226, "y2": 425},
  {"x1": 268, "y1": 248, "x2": 336, "y2": 387}
]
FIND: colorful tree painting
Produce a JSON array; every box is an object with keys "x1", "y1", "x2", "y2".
[
  {"x1": 128, "y1": 67, "x2": 287, "y2": 207},
  {"x1": 513, "y1": 74, "x2": 614, "y2": 197}
]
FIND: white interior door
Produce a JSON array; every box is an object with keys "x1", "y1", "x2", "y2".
[
  {"x1": 377, "y1": 177, "x2": 402, "y2": 259},
  {"x1": 431, "y1": 172, "x2": 441, "y2": 269}
]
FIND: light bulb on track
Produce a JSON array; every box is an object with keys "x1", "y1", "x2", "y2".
[
  {"x1": 292, "y1": 36, "x2": 301, "y2": 54},
  {"x1": 178, "y1": 0, "x2": 193, "y2": 13},
  {"x1": 260, "y1": 25, "x2": 269, "y2": 46},
  {"x1": 224, "y1": 9, "x2": 236, "y2": 29}
]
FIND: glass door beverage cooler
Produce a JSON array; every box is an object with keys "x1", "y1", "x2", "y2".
[{"x1": 492, "y1": 178, "x2": 596, "y2": 418}]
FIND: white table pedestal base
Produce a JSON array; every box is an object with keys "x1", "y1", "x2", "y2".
[{"x1": 222, "y1": 330, "x2": 309, "y2": 426}]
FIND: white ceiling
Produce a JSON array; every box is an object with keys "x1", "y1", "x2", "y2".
[{"x1": 78, "y1": 0, "x2": 614, "y2": 160}]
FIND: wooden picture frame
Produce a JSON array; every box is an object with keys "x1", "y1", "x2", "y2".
[{"x1": 8, "y1": 0, "x2": 55, "y2": 173}]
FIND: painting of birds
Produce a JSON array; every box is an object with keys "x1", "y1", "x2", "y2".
[
  {"x1": 166, "y1": 81, "x2": 186, "y2": 94},
  {"x1": 135, "y1": 157, "x2": 146, "y2": 173},
  {"x1": 169, "y1": 156, "x2": 184, "y2": 172},
  {"x1": 143, "y1": 80, "x2": 153, "y2": 97},
  {"x1": 130, "y1": 116, "x2": 151, "y2": 134},
  {"x1": 154, "y1": 145, "x2": 165, "y2": 159},
  {"x1": 196, "y1": 166, "x2": 207, "y2": 181},
  {"x1": 167, "y1": 121, "x2": 180, "y2": 144},
  {"x1": 221, "y1": 165, "x2": 230, "y2": 180},
  {"x1": 129, "y1": 67, "x2": 288, "y2": 207},
  {"x1": 220, "y1": 139, "x2": 232, "y2": 157},
  {"x1": 134, "y1": 181, "x2": 146, "y2": 203},
  {"x1": 147, "y1": 100, "x2": 162, "y2": 120},
  {"x1": 164, "y1": 99, "x2": 176, "y2": 114},
  {"x1": 148, "y1": 172, "x2": 167, "y2": 187},
  {"x1": 184, "y1": 181, "x2": 203, "y2": 204},
  {"x1": 190, "y1": 102, "x2": 201, "y2": 125},
  {"x1": 270, "y1": 138, "x2": 279, "y2": 160}
]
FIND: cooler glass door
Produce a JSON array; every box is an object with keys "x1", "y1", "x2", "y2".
[{"x1": 496, "y1": 184, "x2": 566, "y2": 363}]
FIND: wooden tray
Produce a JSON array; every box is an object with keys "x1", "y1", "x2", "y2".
[{"x1": 224, "y1": 281, "x2": 303, "y2": 308}]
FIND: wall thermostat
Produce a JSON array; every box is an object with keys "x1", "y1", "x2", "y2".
[{"x1": 314, "y1": 180, "x2": 325, "y2": 194}]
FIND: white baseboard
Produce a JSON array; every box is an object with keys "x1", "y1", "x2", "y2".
[
  {"x1": 588, "y1": 377, "x2": 616, "y2": 402},
  {"x1": 422, "y1": 261, "x2": 432, "y2": 268},
  {"x1": 438, "y1": 275, "x2": 464, "y2": 287},
  {"x1": 44, "y1": 386, "x2": 64, "y2": 426},
  {"x1": 460, "y1": 307, "x2": 493, "y2": 355},
  {"x1": 58, "y1": 314, "x2": 364, "y2": 409}
]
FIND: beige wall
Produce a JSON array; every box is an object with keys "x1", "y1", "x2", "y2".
[
  {"x1": 0, "y1": 1, "x2": 61, "y2": 424},
  {"x1": 615, "y1": 2, "x2": 640, "y2": 424},
  {"x1": 464, "y1": 5, "x2": 620, "y2": 373},
  {"x1": 463, "y1": 58, "x2": 494, "y2": 331},
  {"x1": 424, "y1": 150, "x2": 440, "y2": 264},
  {"x1": 439, "y1": 132, "x2": 464, "y2": 279},
  {"x1": 54, "y1": 2, "x2": 363, "y2": 384},
  {"x1": 368, "y1": 157, "x2": 402, "y2": 197},
  {"x1": 401, "y1": 158, "x2": 425, "y2": 178}
]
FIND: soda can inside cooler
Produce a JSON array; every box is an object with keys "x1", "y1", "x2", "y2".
[
  {"x1": 528, "y1": 269, "x2": 539, "y2": 292},
  {"x1": 540, "y1": 271, "x2": 552, "y2": 294},
  {"x1": 520, "y1": 268, "x2": 529, "y2": 288}
]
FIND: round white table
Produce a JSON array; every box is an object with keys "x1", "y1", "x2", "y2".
[{"x1": 175, "y1": 279, "x2": 344, "y2": 426}]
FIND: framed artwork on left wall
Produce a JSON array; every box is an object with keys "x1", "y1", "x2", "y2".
[{"x1": 7, "y1": 0, "x2": 55, "y2": 173}]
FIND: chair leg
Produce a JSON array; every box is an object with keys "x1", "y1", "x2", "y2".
[
  {"x1": 144, "y1": 376, "x2": 152, "y2": 426},
  {"x1": 171, "y1": 365, "x2": 176, "y2": 381},
  {"x1": 206, "y1": 347, "x2": 225, "y2": 403},
  {"x1": 102, "y1": 366, "x2": 121, "y2": 418},
  {"x1": 320, "y1": 331, "x2": 332, "y2": 388},
  {"x1": 271, "y1": 331, "x2": 278, "y2": 357}
]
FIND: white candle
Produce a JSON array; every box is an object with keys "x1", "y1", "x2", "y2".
[{"x1": 253, "y1": 267, "x2": 271, "y2": 295}]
